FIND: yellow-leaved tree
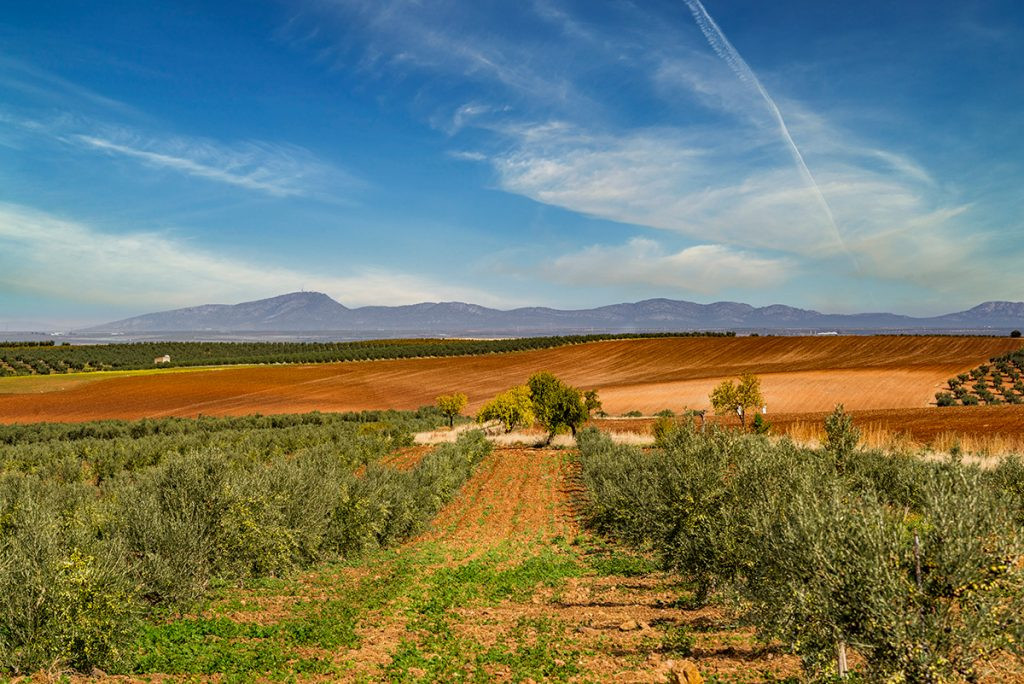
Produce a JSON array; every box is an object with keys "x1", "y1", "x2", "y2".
[{"x1": 709, "y1": 373, "x2": 764, "y2": 428}]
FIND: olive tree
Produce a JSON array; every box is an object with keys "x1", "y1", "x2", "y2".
[
  {"x1": 527, "y1": 371, "x2": 588, "y2": 444},
  {"x1": 583, "y1": 389, "x2": 603, "y2": 417},
  {"x1": 824, "y1": 403, "x2": 860, "y2": 462}
]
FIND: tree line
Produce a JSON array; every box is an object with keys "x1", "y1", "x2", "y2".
[{"x1": 0, "y1": 332, "x2": 735, "y2": 376}]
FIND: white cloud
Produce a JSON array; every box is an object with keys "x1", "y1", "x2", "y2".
[
  {"x1": 71, "y1": 129, "x2": 355, "y2": 199},
  {"x1": 0, "y1": 109, "x2": 355, "y2": 200},
  {"x1": 290, "y1": 0, "x2": 598, "y2": 114},
  {"x1": 484, "y1": 120, "x2": 1007, "y2": 294},
  {"x1": 547, "y1": 238, "x2": 793, "y2": 293},
  {"x1": 291, "y1": 0, "x2": 1024, "y2": 308},
  {"x1": 0, "y1": 203, "x2": 508, "y2": 311}
]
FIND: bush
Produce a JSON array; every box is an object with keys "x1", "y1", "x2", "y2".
[
  {"x1": 751, "y1": 413, "x2": 771, "y2": 434},
  {"x1": 0, "y1": 477, "x2": 137, "y2": 674},
  {"x1": 823, "y1": 404, "x2": 859, "y2": 462},
  {"x1": 741, "y1": 464, "x2": 1024, "y2": 680},
  {"x1": 935, "y1": 391, "x2": 956, "y2": 406},
  {"x1": 652, "y1": 416, "x2": 676, "y2": 447}
]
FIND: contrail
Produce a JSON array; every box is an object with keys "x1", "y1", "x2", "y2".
[{"x1": 683, "y1": 0, "x2": 856, "y2": 265}]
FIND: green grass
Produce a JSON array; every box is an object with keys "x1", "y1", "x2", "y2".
[
  {"x1": 382, "y1": 545, "x2": 588, "y2": 683},
  {"x1": 0, "y1": 364, "x2": 236, "y2": 393},
  {"x1": 122, "y1": 532, "x2": 617, "y2": 681}
]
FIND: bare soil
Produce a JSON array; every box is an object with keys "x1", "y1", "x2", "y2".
[{"x1": 1, "y1": 336, "x2": 1019, "y2": 424}]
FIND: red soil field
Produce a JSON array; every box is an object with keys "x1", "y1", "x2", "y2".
[{"x1": 0, "y1": 335, "x2": 1020, "y2": 425}]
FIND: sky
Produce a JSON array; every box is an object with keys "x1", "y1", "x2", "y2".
[{"x1": 1, "y1": 0, "x2": 1023, "y2": 328}]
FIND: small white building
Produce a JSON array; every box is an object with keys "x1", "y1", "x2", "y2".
[{"x1": 154, "y1": 355, "x2": 171, "y2": 364}]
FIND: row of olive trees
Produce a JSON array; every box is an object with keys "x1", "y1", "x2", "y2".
[
  {"x1": 0, "y1": 411, "x2": 488, "y2": 674},
  {"x1": 436, "y1": 372, "x2": 601, "y2": 443},
  {"x1": 577, "y1": 413, "x2": 1024, "y2": 681}
]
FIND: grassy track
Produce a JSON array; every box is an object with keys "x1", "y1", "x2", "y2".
[{"x1": 125, "y1": 449, "x2": 801, "y2": 682}]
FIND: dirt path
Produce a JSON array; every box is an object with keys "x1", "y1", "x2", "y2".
[{"x1": 128, "y1": 448, "x2": 802, "y2": 683}]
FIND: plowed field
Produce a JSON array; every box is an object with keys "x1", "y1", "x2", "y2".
[{"x1": 0, "y1": 335, "x2": 1020, "y2": 424}]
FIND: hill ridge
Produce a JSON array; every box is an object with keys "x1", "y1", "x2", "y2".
[{"x1": 82, "y1": 291, "x2": 1024, "y2": 334}]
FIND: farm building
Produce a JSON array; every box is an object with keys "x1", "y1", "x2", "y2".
[{"x1": 153, "y1": 355, "x2": 171, "y2": 364}]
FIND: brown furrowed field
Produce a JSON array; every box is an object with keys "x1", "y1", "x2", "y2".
[{"x1": 0, "y1": 335, "x2": 1021, "y2": 425}]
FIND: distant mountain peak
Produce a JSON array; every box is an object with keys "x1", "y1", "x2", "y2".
[{"x1": 81, "y1": 293, "x2": 1024, "y2": 335}]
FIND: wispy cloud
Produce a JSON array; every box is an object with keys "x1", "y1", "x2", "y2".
[
  {"x1": 0, "y1": 108, "x2": 356, "y2": 200},
  {"x1": 0, "y1": 55, "x2": 139, "y2": 117},
  {"x1": 546, "y1": 238, "x2": 793, "y2": 293},
  {"x1": 288, "y1": 0, "x2": 600, "y2": 116},
  {"x1": 73, "y1": 131, "x2": 352, "y2": 199},
  {"x1": 485, "y1": 120, "x2": 1006, "y2": 296},
  {"x1": 0, "y1": 203, "x2": 508, "y2": 311},
  {"x1": 682, "y1": 0, "x2": 850, "y2": 262}
]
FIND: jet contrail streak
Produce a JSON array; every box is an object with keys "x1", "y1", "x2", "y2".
[{"x1": 683, "y1": 0, "x2": 856, "y2": 265}]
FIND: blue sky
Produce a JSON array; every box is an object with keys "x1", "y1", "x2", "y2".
[{"x1": 1, "y1": 0, "x2": 1022, "y2": 328}]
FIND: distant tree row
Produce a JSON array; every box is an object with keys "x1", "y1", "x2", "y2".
[
  {"x1": 0, "y1": 331, "x2": 735, "y2": 377},
  {"x1": 936, "y1": 346, "x2": 1024, "y2": 406},
  {"x1": 0, "y1": 340, "x2": 55, "y2": 347}
]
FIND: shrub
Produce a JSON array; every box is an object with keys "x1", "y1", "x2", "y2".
[
  {"x1": 823, "y1": 404, "x2": 859, "y2": 462},
  {"x1": 652, "y1": 415, "x2": 676, "y2": 447},
  {"x1": 741, "y1": 464, "x2": 1024, "y2": 680},
  {"x1": 0, "y1": 477, "x2": 137, "y2": 674},
  {"x1": 654, "y1": 409, "x2": 675, "y2": 418},
  {"x1": 751, "y1": 413, "x2": 771, "y2": 434}
]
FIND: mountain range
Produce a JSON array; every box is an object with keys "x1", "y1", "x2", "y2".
[{"x1": 80, "y1": 292, "x2": 1024, "y2": 336}]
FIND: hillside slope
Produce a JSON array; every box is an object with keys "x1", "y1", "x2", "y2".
[{"x1": 1, "y1": 336, "x2": 1020, "y2": 423}]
